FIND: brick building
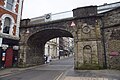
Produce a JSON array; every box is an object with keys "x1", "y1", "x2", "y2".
[{"x1": 0, "y1": 0, "x2": 23, "y2": 68}]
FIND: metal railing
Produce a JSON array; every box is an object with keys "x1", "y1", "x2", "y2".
[
  {"x1": 30, "y1": 2, "x2": 120, "y2": 22},
  {"x1": 97, "y1": 2, "x2": 120, "y2": 13},
  {"x1": 51, "y1": 11, "x2": 73, "y2": 21}
]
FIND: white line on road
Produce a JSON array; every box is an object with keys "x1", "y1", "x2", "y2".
[{"x1": 54, "y1": 72, "x2": 64, "y2": 80}]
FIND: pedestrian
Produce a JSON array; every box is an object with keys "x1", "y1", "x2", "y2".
[
  {"x1": 47, "y1": 55, "x2": 52, "y2": 63},
  {"x1": 58, "y1": 55, "x2": 60, "y2": 59},
  {"x1": 1, "y1": 52, "x2": 6, "y2": 68},
  {"x1": 44, "y1": 55, "x2": 48, "y2": 64}
]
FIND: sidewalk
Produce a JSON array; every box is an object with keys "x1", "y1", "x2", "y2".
[
  {"x1": 64, "y1": 69, "x2": 120, "y2": 80},
  {"x1": 0, "y1": 65, "x2": 40, "y2": 77},
  {"x1": 0, "y1": 63, "x2": 120, "y2": 80}
]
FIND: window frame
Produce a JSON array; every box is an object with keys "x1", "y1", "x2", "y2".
[
  {"x1": 6, "y1": 0, "x2": 14, "y2": 10},
  {"x1": 3, "y1": 17, "x2": 11, "y2": 34}
]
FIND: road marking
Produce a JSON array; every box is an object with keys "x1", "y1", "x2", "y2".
[{"x1": 54, "y1": 72, "x2": 64, "y2": 80}]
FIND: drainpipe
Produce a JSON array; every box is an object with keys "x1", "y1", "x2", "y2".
[{"x1": 100, "y1": 17, "x2": 107, "y2": 69}]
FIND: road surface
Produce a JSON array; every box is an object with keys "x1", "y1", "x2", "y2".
[{"x1": 0, "y1": 56, "x2": 74, "y2": 80}]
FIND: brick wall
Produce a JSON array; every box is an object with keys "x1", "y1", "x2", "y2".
[
  {"x1": 0, "y1": 8, "x2": 17, "y2": 22},
  {"x1": 0, "y1": 0, "x2": 5, "y2": 6}
]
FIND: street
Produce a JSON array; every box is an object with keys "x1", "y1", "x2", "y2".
[
  {"x1": 0, "y1": 56, "x2": 120, "y2": 80},
  {"x1": 0, "y1": 56, "x2": 74, "y2": 80}
]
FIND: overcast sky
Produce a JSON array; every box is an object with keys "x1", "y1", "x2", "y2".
[{"x1": 22, "y1": 0, "x2": 120, "y2": 19}]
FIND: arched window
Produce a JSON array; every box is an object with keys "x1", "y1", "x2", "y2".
[
  {"x1": 83, "y1": 45, "x2": 92, "y2": 64},
  {"x1": 6, "y1": 0, "x2": 14, "y2": 10},
  {"x1": 3, "y1": 17, "x2": 11, "y2": 34}
]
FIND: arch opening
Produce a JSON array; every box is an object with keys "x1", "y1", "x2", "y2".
[{"x1": 26, "y1": 29, "x2": 73, "y2": 65}]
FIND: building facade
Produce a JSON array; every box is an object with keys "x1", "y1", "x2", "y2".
[
  {"x1": 45, "y1": 37, "x2": 74, "y2": 60},
  {"x1": 0, "y1": 0, "x2": 23, "y2": 68},
  {"x1": 44, "y1": 38, "x2": 59, "y2": 59},
  {"x1": 59, "y1": 37, "x2": 74, "y2": 57}
]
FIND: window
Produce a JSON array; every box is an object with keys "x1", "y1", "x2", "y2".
[
  {"x1": 6, "y1": 0, "x2": 14, "y2": 10},
  {"x1": 3, "y1": 17, "x2": 11, "y2": 34}
]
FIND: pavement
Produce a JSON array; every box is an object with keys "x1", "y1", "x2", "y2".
[
  {"x1": 0, "y1": 66, "x2": 39, "y2": 78},
  {"x1": 0, "y1": 56, "x2": 120, "y2": 80},
  {"x1": 0, "y1": 56, "x2": 67, "y2": 78},
  {"x1": 64, "y1": 69, "x2": 120, "y2": 80},
  {"x1": 0, "y1": 67, "x2": 120, "y2": 80}
]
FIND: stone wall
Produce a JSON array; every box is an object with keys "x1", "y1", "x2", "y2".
[
  {"x1": 19, "y1": 6, "x2": 120, "y2": 70},
  {"x1": 73, "y1": 17, "x2": 102, "y2": 69},
  {"x1": 102, "y1": 7, "x2": 120, "y2": 69},
  {"x1": 103, "y1": 7, "x2": 120, "y2": 27},
  {"x1": 73, "y1": 6, "x2": 97, "y2": 18}
]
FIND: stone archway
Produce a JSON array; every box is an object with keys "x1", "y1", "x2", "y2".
[
  {"x1": 19, "y1": 6, "x2": 105, "y2": 69},
  {"x1": 19, "y1": 26, "x2": 74, "y2": 67},
  {"x1": 19, "y1": 17, "x2": 103, "y2": 69}
]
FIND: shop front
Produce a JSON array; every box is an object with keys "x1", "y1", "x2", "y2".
[{"x1": 0, "y1": 38, "x2": 19, "y2": 68}]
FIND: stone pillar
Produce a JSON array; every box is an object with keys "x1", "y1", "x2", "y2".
[
  {"x1": 18, "y1": 32, "x2": 29, "y2": 67},
  {"x1": 73, "y1": 6, "x2": 97, "y2": 18},
  {"x1": 18, "y1": 19, "x2": 31, "y2": 67},
  {"x1": 19, "y1": 31, "x2": 45, "y2": 67},
  {"x1": 25, "y1": 44, "x2": 45, "y2": 66},
  {"x1": 73, "y1": 6, "x2": 102, "y2": 69}
]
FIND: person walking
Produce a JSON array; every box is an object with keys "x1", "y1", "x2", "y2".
[{"x1": 47, "y1": 55, "x2": 51, "y2": 63}]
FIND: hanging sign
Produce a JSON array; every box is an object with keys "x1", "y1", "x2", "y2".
[{"x1": 13, "y1": 45, "x2": 19, "y2": 50}]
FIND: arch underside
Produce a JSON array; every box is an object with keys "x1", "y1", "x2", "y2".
[
  {"x1": 25, "y1": 29, "x2": 73, "y2": 65},
  {"x1": 27, "y1": 29, "x2": 73, "y2": 46}
]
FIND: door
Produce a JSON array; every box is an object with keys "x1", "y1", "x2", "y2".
[{"x1": 5, "y1": 48, "x2": 13, "y2": 68}]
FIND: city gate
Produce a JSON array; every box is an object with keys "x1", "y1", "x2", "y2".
[{"x1": 19, "y1": 6, "x2": 120, "y2": 69}]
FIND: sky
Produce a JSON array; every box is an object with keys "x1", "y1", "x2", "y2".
[{"x1": 22, "y1": 0, "x2": 120, "y2": 19}]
